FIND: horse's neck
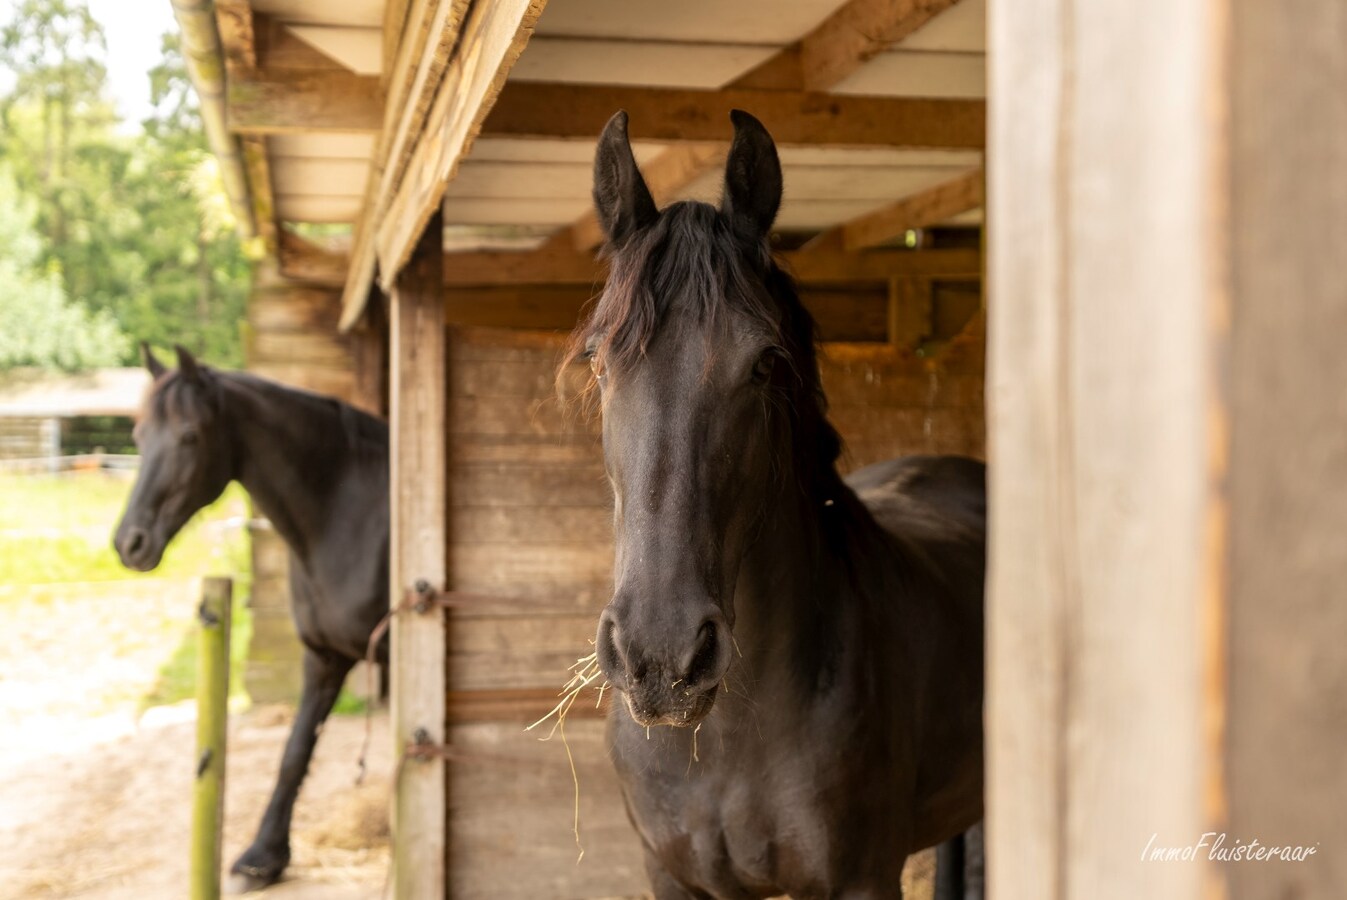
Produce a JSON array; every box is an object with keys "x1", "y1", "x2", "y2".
[
  {"x1": 730, "y1": 471, "x2": 865, "y2": 701},
  {"x1": 222, "y1": 377, "x2": 346, "y2": 561}
]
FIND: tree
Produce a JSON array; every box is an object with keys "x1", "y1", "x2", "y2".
[
  {"x1": 0, "y1": 3, "x2": 249, "y2": 369},
  {"x1": 0, "y1": 166, "x2": 129, "y2": 370}
]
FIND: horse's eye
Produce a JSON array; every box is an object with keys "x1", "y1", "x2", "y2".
[{"x1": 752, "y1": 351, "x2": 778, "y2": 385}]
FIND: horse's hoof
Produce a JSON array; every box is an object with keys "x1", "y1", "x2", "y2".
[
  {"x1": 227, "y1": 856, "x2": 286, "y2": 893},
  {"x1": 226, "y1": 871, "x2": 278, "y2": 894}
]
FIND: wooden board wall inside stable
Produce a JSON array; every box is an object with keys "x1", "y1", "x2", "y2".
[{"x1": 441, "y1": 319, "x2": 985, "y2": 897}]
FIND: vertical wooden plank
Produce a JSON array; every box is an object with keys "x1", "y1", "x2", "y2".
[
  {"x1": 353, "y1": 289, "x2": 389, "y2": 418},
  {"x1": 987, "y1": 1, "x2": 1226, "y2": 898},
  {"x1": 887, "y1": 276, "x2": 932, "y2": 352},
  {"x1": 1226, "y1": 1, "x2": 1347, "y2": 896},
  {"x1": 390, "y1": 211, "x2": 447, "y2": 900}
]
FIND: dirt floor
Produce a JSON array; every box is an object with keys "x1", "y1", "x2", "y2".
[{"x1": 0, "y1": 578, "x2": 391, "y2": 899}]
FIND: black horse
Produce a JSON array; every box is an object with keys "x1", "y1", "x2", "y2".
[
  {"x1": 113, "y1": 345, "x2": 389, "y2": 891},
  {"x1": 571, "y1": 110, "x2": 986, "y2": 898}
]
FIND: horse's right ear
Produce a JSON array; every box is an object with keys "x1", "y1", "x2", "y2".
[
  {"x1": 593, "y1": 110, "x2": 657, "y2": 246},
  {"x1": 141, "y1": 342, "x2": 167, "y2": 379}
]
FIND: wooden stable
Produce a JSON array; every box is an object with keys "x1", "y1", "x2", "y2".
[{"x1": 172, "y1": 0, "x2": 1344, "y2": 897}]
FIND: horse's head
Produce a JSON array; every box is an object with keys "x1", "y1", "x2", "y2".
[
  {"x1": 574, "y1": 110, "x2": 840, "y2": 728},
  {"x1": 114, "y1": 344, "x2": 234, "y2": 571}
]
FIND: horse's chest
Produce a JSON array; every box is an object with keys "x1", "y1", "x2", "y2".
[{"x1": 615, "y1": 736, "x2": 834, "y2": 897}]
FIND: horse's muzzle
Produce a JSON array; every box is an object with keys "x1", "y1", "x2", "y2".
[
  {"x1": 596, "y1": 604, "x2": 733, "y2": 727},
  {"x1": 114, "y1": 524, "x2": 162, "y2": 571}
]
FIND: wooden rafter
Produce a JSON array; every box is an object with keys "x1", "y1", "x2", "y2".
[
  {"x1": 806, "y1": 167, "x2": 985, "y2": 252},
  {"x1": 239, "y1": 137, "x2": 278, "y2": 253},
  {"x1": 339, "y1": 0, "x2": 473, "y2": 332},
  {"x1": 481, "y1": 83, "x2": 984, "y2": 149},
  {"x1": 226, "y1": 68, "x2": 384, "y2": 133},
  {"x1": 738, "y1": 0, "x2": 965, "y2": 91},
  {"x1": 289, "y1": 236, "x2": 979, "y2": 288},
  {"x1": 373, "y1": 0, "x2": 550, "y2": 293},
  {"x1": 338, "y1": 0, "x2": 548, "y2": 328}
]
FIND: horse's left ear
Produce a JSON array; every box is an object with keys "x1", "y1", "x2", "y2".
[
  {"x1": 174, "y1": 344, "x2": 203, "y2": 382},
  {"x1": 720, "y1": 109, "x2": 782, "y2": 243}
]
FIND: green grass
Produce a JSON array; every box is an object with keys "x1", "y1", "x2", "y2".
[
  {"x1": 0, "y1": 472, "x2": 251, "y2": 586},
  {"x1": 0, "y1": 470, "x2": 255, "y2": 709}
]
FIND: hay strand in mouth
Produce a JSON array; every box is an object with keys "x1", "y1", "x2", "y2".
[{"x1": 525, "y1": 649, "x2": 609, "y2": 863}]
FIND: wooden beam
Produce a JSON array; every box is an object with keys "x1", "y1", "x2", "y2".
[
  {"x1": 278, "y1": 230, "x2": 346, "y2": 284},
  {"x1": 375, "y1": 0, "x2": 549, "y2": 290},
  {"x1": 285, "y1": 236, "x2": 979, "y2": 287},
  {"x1": 389, "y1": 211, "x2": 447, "y2": 900},
  {"x1": 338, "y1": 0, "x2": 472, "y2": 331},
  {"x1": 239, "y1": 137, "x2": 278, "y2": 254},
  {"x1": 214, "y1": 0, "x2": 257, "y2": 71},
  {"x1": 382, "y1": 0, "x2": 413, "y2": 82},
  {"x1": 848, "y1": 168, "x2": 983, "y2": 249},
  {"x1": 481, "y1": 83, "x2": 985, "y2": 149},
  {"x1": 226, "y1": 68, "x2": 384, "y2": 134},
  {"x1": 805, "y1": 168, "x2": 984, "y2": 252},
  {"x1": 442, "y1": 284, "x2": 894, "y2": 339},
  {"x1": 532, "y1": 1, "x2": 959, "y2": 261},
  {"x1": 439, "y1": 246, "x2": 980, "y2": 286},
  {"x1": 737, "y1": 0, "x2": 964, "y2": 91}
]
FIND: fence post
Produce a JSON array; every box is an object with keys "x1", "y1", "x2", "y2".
[{"x1": 192, "y1": 577, "x2": 232, "y2": 900}]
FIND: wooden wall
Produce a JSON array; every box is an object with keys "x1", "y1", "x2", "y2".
[
  {"x1": 244, "y1": 265, "x2": 359, "y2": 703},
  {"x1": 441, "y1": 316, "x2": 985, "y2": 896},
  {"x1": 0, "y1": 416, "x2": 58, "y2": 462}
]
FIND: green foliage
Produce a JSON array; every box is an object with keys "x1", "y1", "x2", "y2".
[
  {"x1": 0, "y1": 165, "x2": 129, "y2": 369},
  {"x1": 0, "y1": 1, "x2": 248, "y2": 370}
]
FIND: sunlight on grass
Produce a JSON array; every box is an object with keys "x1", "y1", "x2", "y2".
[{"x1": 0, "y1": 470, "x2": 255, "y2": 710}]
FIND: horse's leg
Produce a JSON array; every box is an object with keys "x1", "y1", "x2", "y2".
[
  {"x1": 933, "y1": 821, "x2": 985, "y2": 900},
  {"x1": 643, "y1": 849, "x2": 708, "y2": 900},
  {"x1": 229, "y1": 647, "x2": 354, "y2": 891}
]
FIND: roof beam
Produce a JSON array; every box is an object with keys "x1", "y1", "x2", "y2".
[
  {"x1": 532, "y1": 3, "x2": 968, "y2": 258},
  {"x1": 807, "y1": 167, "x2": 985, "y2": 252},
  {"x1": 372, "y1": 0, "x2": 550, "y2": 294},
  {"x1": 226, "y1": 68, "x2": 384, "y2": 133},
  {"x1": 339, "y1": 0, "x2": 473, "y2": 328},
  {"x1": 737, "y1": 0, "x2": 964, "y2": 91},
  {"x1": 338, "y1": 0, "x2": 547, "y2": 328},
  {"x1": 282, "y1": 235, "x2": 979, "y2": 288},
  {"x1": 481, "y1": 83, "x2": 984, "y2": 149}
]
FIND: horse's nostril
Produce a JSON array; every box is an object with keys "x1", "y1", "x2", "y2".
[
  {"x1": 683, "y1": 618, "x2": 728, "y2": 691},
  {"x1": 595, "y1": 609, "x2": 630, "y2": 688},
  {"x1": 128, "y1": 531, "x2": 145, "y2": 555}
]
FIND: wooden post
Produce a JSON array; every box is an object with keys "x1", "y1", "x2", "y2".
[
  {"x1": 192, "y1": 577, "x2": 232, "y2": 900},
  {"x1": 1225, "y1": 2, "x2": 1347, "y2": 896},
  {"x1": 352, "y1": 287, "x2": 389, "y2": 418},
  {"x1": 988, "y1": 1, "x2": 1346, "y2": 898},
  {"x1": 389, "y1": 210, "x2": 447, "y2": 899}
]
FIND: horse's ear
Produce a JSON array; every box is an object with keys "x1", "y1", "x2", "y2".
[
  {"x1": 141, "y1": 342, "x2": 167, "y2": 379},
  {"x1": 174, "y1": 344, "x2": 203, "y2": 382},
  {"x1": 593, "y1": 110, "x2": 657, "y2": 246},
  {"x1": 720, "y1": 109, "x2": 782, "y2": 243}
]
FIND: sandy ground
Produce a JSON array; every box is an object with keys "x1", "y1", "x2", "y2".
[{"x1": 0, "y1": 579, "x2": 390, "y2": 900}]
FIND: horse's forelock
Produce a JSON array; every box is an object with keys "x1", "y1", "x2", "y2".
[{"x1": 562, "y1": 201, "x2": 843, "y2": 482}]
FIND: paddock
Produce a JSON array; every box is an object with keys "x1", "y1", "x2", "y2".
[{"x1": 173, "y1": 0, "x2": 1344, "y2": 897}]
